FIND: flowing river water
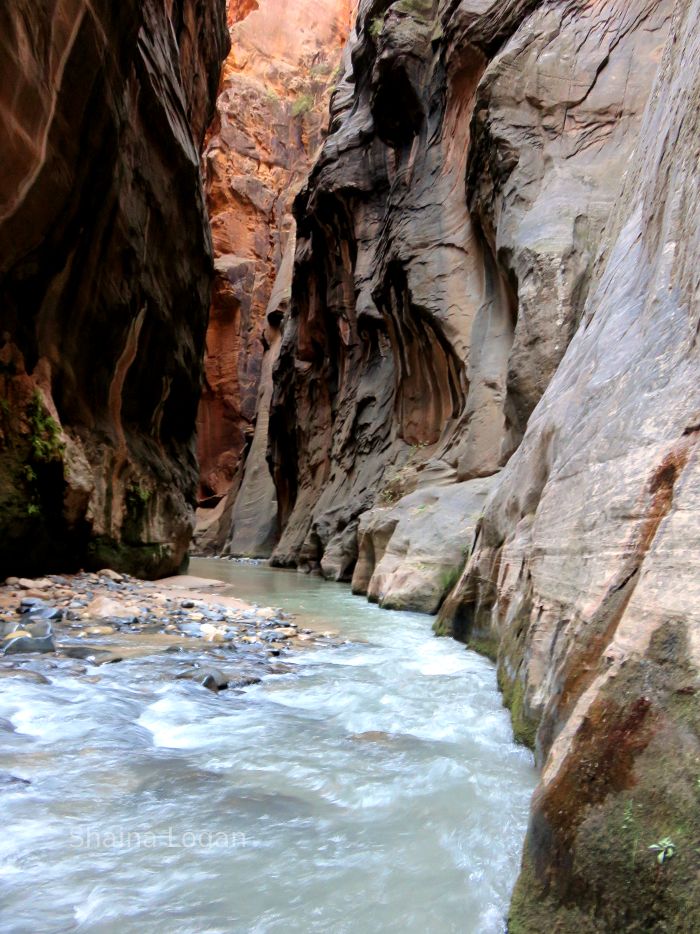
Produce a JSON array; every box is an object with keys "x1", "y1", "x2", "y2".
[{"x1": 0, "y1": 559, "x2": 536, "y2": 933}]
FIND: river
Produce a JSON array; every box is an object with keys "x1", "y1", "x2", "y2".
[{"x1": 0, "y1": 559, "x2": 535, "y2": 933}]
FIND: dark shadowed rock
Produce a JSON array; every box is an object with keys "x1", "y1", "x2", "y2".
[
  {"x1": 177, "y1": 666, "x2": 229, "y2": 692},
  {"x1": 0, "y1": 773, "x2": 30, "y2": 789},
  {"x1": 0, "y1": 0, "x2": 229, "y2": 579}
]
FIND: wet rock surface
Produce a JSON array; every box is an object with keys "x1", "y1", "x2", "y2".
[{"x1": 0, "y1": 570, "x2": 339, "y2": 694}]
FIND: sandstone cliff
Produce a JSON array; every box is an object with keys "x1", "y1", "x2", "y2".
[
  {"x1": 251, "y1": 0, "x2": 698, "y2": 927},
  {"x1": 439, "y1": 2, "x2": 700, "y2": 927},
  {"x1": 195, "y1": 0, "x2": 356, "y2": 555},
  {"x1": 0, "y1": 0, "x2": 228, "y2": 578},
  {"x1": 268, "y1": 0, "x2": 671, "y2": 583}
]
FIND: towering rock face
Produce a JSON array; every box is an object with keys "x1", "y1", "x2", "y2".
[
  {"x1": 196, "y1": 0, "x2": 356, "y2": 554},
  {"x1": 259, "y1": 0, "x2": 699, "y2": 927},
  {"x1": 0, "y1": 0, "x2": 228, "y2": 578},
  {"x1": 439, "y1": 2, "x2": 700, "y2": 927},
  {"x1": 268, "y1": 0, "x2": 671, "y2": 582}
]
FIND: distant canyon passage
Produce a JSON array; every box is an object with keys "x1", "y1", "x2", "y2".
[{"x1": 195, "y1": 0, "x2": 357, "y2": 556}]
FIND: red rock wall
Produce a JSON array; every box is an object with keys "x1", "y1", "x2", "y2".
[
  {"x1": 196, "y1": 0, "x2": 356, "y2": 515},
  {"x1": 0, "y1": 0, "x2": 229, "y2": 578}
]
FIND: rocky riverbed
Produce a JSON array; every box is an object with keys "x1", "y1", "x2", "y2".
[{"x1": 0, "y1": 569, "x2": 339, "y2": 696}]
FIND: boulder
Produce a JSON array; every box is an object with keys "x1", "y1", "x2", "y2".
[
  {"x1": 3, "y1": 635, "x2": 55, "y2": 656},
  {"x1": 353, "y1": 477, "x2": 495, "y2": 614}
]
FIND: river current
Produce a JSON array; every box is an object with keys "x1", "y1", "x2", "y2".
[{"x1": 0, "y1": 559, "x2": 535, "y2": 933}]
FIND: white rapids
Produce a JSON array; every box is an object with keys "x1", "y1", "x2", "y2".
[{"x1": 0, "y1": 559, "x2": 535, "y2": 934}]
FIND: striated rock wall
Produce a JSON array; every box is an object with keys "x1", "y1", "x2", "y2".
[
  {"x1": 439, "y1": 1, "x2": 700, "y2": 926},
  {"x1": 0, "y1": 0, "x2": 228, "y2": 578},
  {"x1": 196, "y1": 0, "x2": 356, "y2": 556},
  {"x1": 267, "y1": 0, "x2": 671, "y2": 585},
  {"x1": 259, "y1": 0, "x2": 699, "y2": 926}
]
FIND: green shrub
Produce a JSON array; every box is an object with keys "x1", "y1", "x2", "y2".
[
  {"x1": 292, "y1": 93, "x2": 314, "y2": 117},
  {"x1": 27, "y1": 392, "x2": 64, "y2": 463},
  {"x1": 369, "y1": 15, "x2": 384, "y2": 39},
  {"x1": 439, "y1": 565, "x2": 461, "y2": 593}
]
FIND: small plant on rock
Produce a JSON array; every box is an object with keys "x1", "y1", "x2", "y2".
[
  {"x1": 369, "y1": 15, "x2": 384, "y2": 39},
  {"x1": 27, "y1": 392, "x2": 64, "y2": 463},
  {"x1": 439, "y1": 565, "x2": 461, "y2": 593},
  {"x1": 292, "y1": 93, "x2": 314, "y2": 117},
  {"x1": 648, "y1": 837, "x2": 676, "y2": 864},
  {"x1": 127, "y1": 482, "x2": 152, "y2": 507}
]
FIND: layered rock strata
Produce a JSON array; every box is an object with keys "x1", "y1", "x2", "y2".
[
  {"x1": 0, "y1": 0, "x2": 228, "y2": 578},
  {"x1": 196, "y1": 0, "x2": 356, "y2": 555},
  {"x1": 254, "y1": 0, "x2": 699, "y2": 927},
  {"x1": 438, "y1": 1, "x2": 700, "y2": 926},
  {"x1": 267, "y1": 0, "x2": 671, "y2": 589}
]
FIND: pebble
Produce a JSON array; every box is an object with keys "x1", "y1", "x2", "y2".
[
  {"x1": 18, "y1": 578, "x2": 52, "y2": 590},
  {"x1": 27, "y1": 605, "x2": 62, "y2": 622},
  {"x1": 200, "y1": 623, "x2": 227, "y2": 643},
  {"x1": 19, "y1": 597, "x2": 44, "y2": 610}
]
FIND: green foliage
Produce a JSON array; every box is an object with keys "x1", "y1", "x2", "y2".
[
  {"x1": 26, "y1": 503, "x2": 41, "y2": 518},
  {"x1": 648, "y1": 838, "x2": 676, "y2": 864},
  {"x1": 397, "y1": 0, "x2": 432, "y2": 13},
  {"x1": 439, "y1": 565, "x2": 461, "y2": 594},
  {"x1": 498, "y1": 670, "x2": 538, "y2": 749},
  {"x1": 310, "y1": 60, "x2": 332, "y2": 77},
  {"x1": 369, "y1": 16, "x2": 384, "y2": 39},
  {"x1": 127, "y1": 482, "x2": 152, "y2": 508},
  {"x1": 292, "y1": 93, "x2": 314, "y2": 117},
  {"x1": 27, "y1": 392, "x2": 64, "y2": 463}
]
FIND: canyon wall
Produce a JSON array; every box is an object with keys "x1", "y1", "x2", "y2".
[
  {"x1": 439, "y1": 1, "x2": 700, "y2": 927},
  {"x1": 267, "y1": 0, "x2": 672, "y2": 584},
  {"x1": 0, "y1": 0, "x2": 228, "y2": 578},
  {"x1": 252, "y1": 0, "x2": 698, "y2": 927},
  {"x1": 195, "y1": 0, "x2": 356, "y2": 555}
]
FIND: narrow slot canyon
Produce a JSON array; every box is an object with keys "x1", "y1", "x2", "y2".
[{"x1": 1, "y1": 1, "x2": 699, "y2": 932}]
